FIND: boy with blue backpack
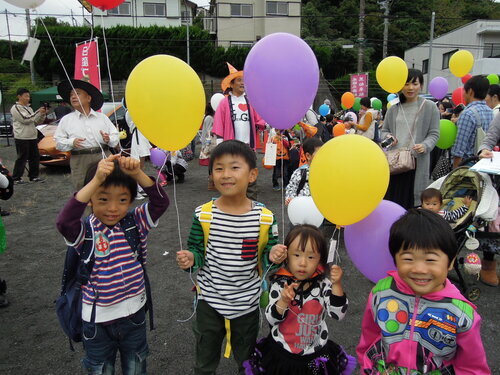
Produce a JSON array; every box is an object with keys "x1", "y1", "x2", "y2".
[
  {"x1": 176, "y1": 140, "x2": 287, "y2": 375},
  {"x1": 56, "y1": 154, "x2": 169, "y2": 374}
]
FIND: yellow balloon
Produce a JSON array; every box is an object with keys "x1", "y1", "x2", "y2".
[
  {"x1": 309, "y1": 135, "x2": 389, "y2": 226},
  {"x1": 376, "y1": 56, "x2": 408, "y2": 93},
  {"x1": 126, "y1": 55, "x2": 205, "y2": 151},
  {"x1": 449, "y1": 50, "x2": 474, "y2": 78}
]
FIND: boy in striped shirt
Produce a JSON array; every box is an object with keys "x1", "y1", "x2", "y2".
[
  {"x1": 56, "y1": 154, "x2": 169, "y2": 374},
  {"x1": 177, "y1": 140, "x2": 287, "y2": 375}
]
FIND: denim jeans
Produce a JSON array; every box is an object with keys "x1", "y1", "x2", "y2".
[{"x1": 82, "y1": 307, "x2": 149, "y2": 375}]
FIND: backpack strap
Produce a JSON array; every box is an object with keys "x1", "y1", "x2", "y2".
[
  {"x1": 80, "y1": 217, "x2": 98, "y2": 327},
  {"x1": 296, "y1": 168, "x2": 308, "y2": 196},
  {"x1": 199, "y1": 200, "x2": 214, "y2": 251},
  {"x1": 257, "y1": 206, "x2": 273, "y2": 276},
  {"x1": 119, "y1": 211, "x2": 154, "y2": 331}
]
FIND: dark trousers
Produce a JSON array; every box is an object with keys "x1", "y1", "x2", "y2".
[
  {"x1": 272, "y1": 159, "x2": 289, "y2": 187},
  {"x1": 193, "y1": 300, "x2": 259, "y2": 375},
  {"x1": 13, "y1": 139, "x2": 39, "y2": 180},
  {"x1": 163, "y1": 161, "x2": 186, "y2": 181}
]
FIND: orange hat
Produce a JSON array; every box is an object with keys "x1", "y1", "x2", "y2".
[{"x1": 221, "y1": 62, "x2": 244, "y2": 92}]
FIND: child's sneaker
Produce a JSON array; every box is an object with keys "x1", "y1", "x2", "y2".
[{"x1": 273, "y1": 185, "x2": 281, "y2": 191}]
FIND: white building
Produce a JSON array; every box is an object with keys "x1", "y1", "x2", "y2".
[
  {"x1": 204, "y1": 0, "x2": 302, "y2": 48},
  {"x1": 92, "y1": 0, "x2": 197, "y2": 28},
  {"x1": 404, "y1": 19, "x2": 500, "y2": 92}
]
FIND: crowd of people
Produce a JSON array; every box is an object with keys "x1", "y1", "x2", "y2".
[{"x1": 0, "y1": 64, "x2": 498, "y2": 375}]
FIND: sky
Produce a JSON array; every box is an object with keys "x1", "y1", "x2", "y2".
[{"x1": 0, "y1": 0, "x2": 210, "y2": 42}]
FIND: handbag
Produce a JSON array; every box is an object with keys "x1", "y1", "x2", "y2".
[
  {"x1": 385, "y1": 101, "x2": 425, "y2": 175},
  {"x1": 386, "y1": 147, "x2": 415, "y2": 175}
]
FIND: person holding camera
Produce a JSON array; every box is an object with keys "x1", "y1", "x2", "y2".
[
  {"x1": 10, "y1": 88, "x2": 46, "y2": 184},
  {"x1": 380, "y1": 69, "x2": 440, "y2": 209}
]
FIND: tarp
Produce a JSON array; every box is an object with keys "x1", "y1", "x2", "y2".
[{"x1": 30, "y1": 86, "x2": 109, "y2": 109}]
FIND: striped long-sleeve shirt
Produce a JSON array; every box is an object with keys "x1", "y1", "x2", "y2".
[
  {"x1": 187, "y1": 201, "x2": 279, "y2": 319},
  {"x1": 439, "y1": 205, "x2": 469, "y2": 223}
]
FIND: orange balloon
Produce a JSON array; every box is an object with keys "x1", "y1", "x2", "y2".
[
  {"x1": 341, "y1": 92, "x2": 355, "y2": 109},
  {"x1": 333, "y1": 123, "x2": 346, "y2": 137}
]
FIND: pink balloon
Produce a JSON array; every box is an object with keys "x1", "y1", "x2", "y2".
[
  {"x1": 244, "y1": 33, "x2": 319, "y2": 130},
  {"x1": 344, "y1": 200, "x2": 405, "y2": 283},
  {"x1": 428, "y1": 77, "x2": 448, "y2": 100},
  {"x1": 150, "y1": 148, "x2": 166, "y2": 167}
]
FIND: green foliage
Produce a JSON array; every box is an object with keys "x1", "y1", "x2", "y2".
[
  {"x1": 0, "y1": 40, "x2": 27, "y2": 61},
  {"x1": 0, "y1": 58, "x2": 30, "y2": 74}
]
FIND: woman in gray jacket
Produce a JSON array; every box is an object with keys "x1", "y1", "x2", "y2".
[
  {"x1": 478, "y1": 112, "x2": 500, "y2": 159},
  {"x1": 380, "y1": 69, "x2": 440, "y2": 209}
]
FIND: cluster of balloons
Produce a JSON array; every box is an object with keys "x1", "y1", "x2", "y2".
[{"x1": 244, "y1": 33, "x2": 319, "y2": 130}]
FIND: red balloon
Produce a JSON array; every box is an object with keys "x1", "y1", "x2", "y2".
[
  {"x1": 452, "y1": 87, "x2": 465, "y2": 106},
  {"x1": 461, "y1": 74, "x2": 472, "y2": 84},
  {"x1": 88, "y1": 0, "x2": 125, "y2": 10}
]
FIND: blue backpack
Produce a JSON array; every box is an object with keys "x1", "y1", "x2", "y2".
[{"x1": 56, "y1": 212, "x2": 154, "y2": 350}]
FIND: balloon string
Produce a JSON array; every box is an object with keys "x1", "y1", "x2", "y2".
[
  {"x1": 100, "y1": 14, "x2": 118, "y2": 129},
  {"x1": 169, "y1": 151, "x2": 184, "y2": 251},
  {"x1": 280, "y1": 141, "x2": 285, "y2": 242}
]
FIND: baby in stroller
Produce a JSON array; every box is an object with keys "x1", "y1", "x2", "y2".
[{"x1": 426, "y1": 166, "x2": 499, "y2": 299}]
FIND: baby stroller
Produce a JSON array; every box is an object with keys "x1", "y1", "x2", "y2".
[{"x1": 427, "y1": 163, "x2": 499, "y2": 301}]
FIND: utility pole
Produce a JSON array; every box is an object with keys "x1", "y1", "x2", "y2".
[
  {"x1": 381, "y1": 0, "x2": 390, "y2": 58},
  {"x1": 25, "y1": 9, "x2": 36, "y2": 85},
  {"x1": 5, "y1": 11, "x2": 14, "y2": 60},
  {"x1": 184, "y1": 0, "x2": 190, "y2": 65},
  {"x1": 357, "y1": 0, "x2": 365, "y2": 73},
  {"x1": 427, "y1": 11, "x2": 435, "y2": 93}
]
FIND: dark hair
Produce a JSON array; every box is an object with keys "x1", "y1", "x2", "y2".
[
  {"x1": 285, "y1": 224, "x2": 328, "y2": 268},
  {"x1": 464, "y1": 75, "x2": 490, "y2": 100},
  {"x1": 205, "y1": 101, "x2": 215, "y2": 116},
  {"x1": 487, "y1": 84, "x2": 500, "y2": 100},
  {"x1": 389, "y1": 209, "x2": 457, "y2": 266},
  {"x1": 83, "y1": 159, "x2": 137, "y2": 200},
  {"x1": 399, "y1": 69, "x2": 424, "y2": 103},
  {"x1": 440, "y1": 101, "x2": 452, "y2": 110},
  {"x1": 420, "y1": 188, "x2": 443, "y2": 204},
  {"x1": 325, "y1": 114, "x2": 334, "y2": 123},
  {"x1": 16, "y1": 88, "x2": 30, "y2": 96},
  {"x1": 453, "y1": 104, "x2": 465, "y2": 115},
  {"x1": 302, "y1": 137, "x2": 323, "y2": 156},
  {"x1": 360, "y1": 97, "x2": 371, "y2": 108},
  {"x1": 208, "y1": 140, "x2": 256, "y2": 172}
]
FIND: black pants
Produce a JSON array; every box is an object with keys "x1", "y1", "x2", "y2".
[
  {"x1": 163, "y1": 161, "x2": 186, "y2": 181},
  {"x1": 272, "y1": 159, "x2": 289, "y2": 187},
  {"x1": 13, "y1": 139, "x2": 39, "y2": 180}
]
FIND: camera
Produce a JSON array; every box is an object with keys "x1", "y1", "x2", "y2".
[{"x1": 381, "y1": 136, "x2": 394, "y2": 148}]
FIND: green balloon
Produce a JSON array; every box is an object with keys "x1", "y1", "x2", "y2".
[
  {"x1": 487, "y1": 74, "x2": 499, "y2": 85},
  {"x1": 436, "y1": 119, "x2": 457, "y2": 149},
  {"x1": 352, "y1": 97, "x2": 361, "y2": 111},
  {"x1": 341, "y1": 103, "x2": 347, "y2": 110},
  {"x1": 293, "y1": 124, "x2": 301, "y2": 132},
  {"x1": 372, "y1": 98, "x2": 383, "y2": 111}
]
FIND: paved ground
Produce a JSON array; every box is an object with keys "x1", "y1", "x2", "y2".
[{"x1": 0, "y1": 140, "x2": 498, "y2": 374}]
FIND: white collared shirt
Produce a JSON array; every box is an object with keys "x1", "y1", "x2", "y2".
[{"x1": 54, "y1": 108, "x2": 119, "y2": 151}]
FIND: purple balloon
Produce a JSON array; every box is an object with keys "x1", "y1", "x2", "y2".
[
  {"x1": 244, "y1": 33, "x2": 319, "y2": 130},
  {"x1": 344, "y1": 200, "x2": 406, "y2": 283},
  {"x1": 428, "y1": 77, "x2": 449, "y2": 100},
  {"x1": 150, "y1": 148, "x2": 166, "y2": 167}
]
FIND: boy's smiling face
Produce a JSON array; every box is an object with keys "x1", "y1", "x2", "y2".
[
  {"x1": 211, "y1": 154, "x2": 258, "y2": 198},
  {"x1": 395, "y1": 247, "x2": 453, "y2": 296},
  {"x1": 90, "y1": 185, "x2": 132, "y2": 226}
]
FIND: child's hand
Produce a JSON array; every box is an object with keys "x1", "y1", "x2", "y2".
[
  {"x1": 100, "y1": 130, "x2": 110, "y2": 144},
  {"x1": 94, "y1": 154, "x2": 119, "y2": 183},
  {"x1": 118, "y1": 156, "x2": 141, "y2": 177},
  {"x1": 280, "y1": 282, "x2": 299, "y2": 305},
  {"x1": 284, "y1": 197, "x2": 292, "y2": 206},
  {"x1": 463, "y1": 196, "x2": 472, "y2": 207},
  {"x1": 330, "y1": 265, "x2": 343, "y2": 285},
  {"x1": 176, "y1": 250, "x2": 194, "y2": 270},
  {"x1": 269, "y1": 244, "x2": 287, "y2": 264}
]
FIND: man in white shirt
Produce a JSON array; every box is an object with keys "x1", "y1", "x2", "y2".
[{"x1": 54, "y1": 80, "x2": 119, "y2": 190}]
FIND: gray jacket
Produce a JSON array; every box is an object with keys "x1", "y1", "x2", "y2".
[
  {"x1": 10, "y1": 103, "x2": 44, "y2": 140},
  {"x1": 479, "y1": 112, "x2": 500, "y2": 151},
  {"x1": 381, "y1": 97, "x2": 440, "y2": 206}
]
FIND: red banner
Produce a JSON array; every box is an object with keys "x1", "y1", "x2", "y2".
[
  {"x1": 350, "y1": 73, "x2": 368, "y2": 98},
  {"x1": 74, "y1": 40, "x2": 101, "y2": 91}
]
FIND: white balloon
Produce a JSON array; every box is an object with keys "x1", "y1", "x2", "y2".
[
  {"x1": 287, "y1": 196, "x2": 324, "y2": 228},
  {"x1": 210, "y1": 93, "x2": 224, "y2": 112},
  {"x1": 4, "y1": 0, "x2": 45, "y2": 9}
]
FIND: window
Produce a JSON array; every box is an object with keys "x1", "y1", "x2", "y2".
[
  {"x1": 422, "y1": 59, "x2": 428, "y2": 74},
  {"x1": 483, "y1": 43, "x2": 500, "y2": 58},
  {"x1": 442, "y1": 49, "x2": 458, "y2": 70},
  {"x1": 181, "y1": 10, "x2": 190, "y2": 24},
  {"x1": 108, "y1": 2, "x2": 131, "y2": 15},
  {"x1": 266, "y1": 1, "x2": 288, "y2": 16},
  {"x1": 230, "y1": 4, "x2": 253, "y2": 17},
  {"x1": 230, "y1": 41, "x2": 253, "y2": 48},
  {"x1": 144, "y1": 2, "x2": 166, "y2": 17}
]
